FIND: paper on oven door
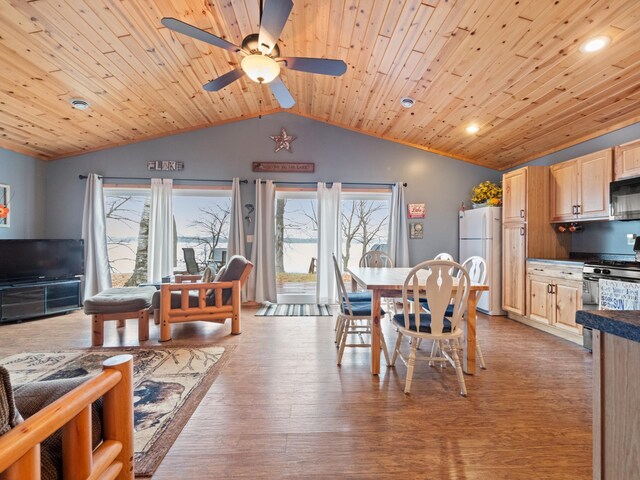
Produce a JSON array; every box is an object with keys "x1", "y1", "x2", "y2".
[{"x1": 599, "y1": 278, "x2": 640, "y2": 310}]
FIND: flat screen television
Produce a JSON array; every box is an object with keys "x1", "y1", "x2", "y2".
[{"x1": 0, "y1": 239, "x2": 84, "y2": 284}]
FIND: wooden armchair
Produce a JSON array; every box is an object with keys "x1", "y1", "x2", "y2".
[
  {"x1": 157, "y1": 255, "x2": 253, "y2": 342},
  {"x1": 0, "y1": 355, "x2": 134, "y2": 480}
]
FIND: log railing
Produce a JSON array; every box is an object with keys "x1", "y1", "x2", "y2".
[{"x1": 0, "y1": 355, "x2": 134, "y2": 480}]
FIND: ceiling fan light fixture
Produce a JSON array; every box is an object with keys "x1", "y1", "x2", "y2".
[
  {"x1": 579, "y1": 35, "x2": 611, "y2": 53},
  {"x1": 241, "y1": 54, "x2": 280, "y2": 83}
]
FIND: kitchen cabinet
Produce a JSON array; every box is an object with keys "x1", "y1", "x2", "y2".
[
  {"x1": 502, "y1": 166, "x2": 570, "y2": 316},
  {"x1": 614, "y1": 139, "x2": 640, "y2": 180},
  {"x1": 503, "y1": 168, "x2": 527, "y2": 223},
  {"x1": 503, "y1": 223, "x2": 526, "y2": 315},
  {"x1": 550, "y1": 148, "x2": 613, "y2": 222},
  {"x1": 526, "y1": 260, "x2": 583, "y2": 338}
]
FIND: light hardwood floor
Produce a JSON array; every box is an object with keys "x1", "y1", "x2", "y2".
[{"x1": 0, "y1": 309, "x2": 592, "y2": 479}]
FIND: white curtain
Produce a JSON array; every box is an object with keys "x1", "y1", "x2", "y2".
[
  {"x1": 147, "y1": 178, "x2": 174, "y2": 282},
  {"x1": 316, "y1": 182, "x2": 342, "y2": 304},
  {"x1": 248, "y1": 179, "x2": 277, "y2": 303},
  {"x1": 388, "y1": 181, "x2": 410, "y2": 267},
  {"x1": 81, "y1": 173, "x2": 111, "y2": 299},
  {"x1": 228, "y1": 177, "x2": 246, "y2": 258}
]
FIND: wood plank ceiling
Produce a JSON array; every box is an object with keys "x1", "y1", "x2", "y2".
[{"x1": 1, "y1": 0, "x2": 639, "y2": 170}]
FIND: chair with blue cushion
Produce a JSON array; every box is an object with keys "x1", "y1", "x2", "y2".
[
  {"x1": 420, "y1": 256, "x2": 488, "y2": 369},
  {"x1": 332, "y1": 255, "x2": 390, "y2": 366},
  {"x1": 390, "y1": 259, "x2": 470, "y2": 395}
]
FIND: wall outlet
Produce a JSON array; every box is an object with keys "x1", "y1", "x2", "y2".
[
  {"x1": 627, "y1": 233, "x2": 637, "y2": 245},
  {"x1": 246, "y1": 234, "x2": 254, "y2": 243}
]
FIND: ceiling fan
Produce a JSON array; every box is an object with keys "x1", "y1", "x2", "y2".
[{"x1": 161, "y1": 0, "x2": 347, "y2": 109}]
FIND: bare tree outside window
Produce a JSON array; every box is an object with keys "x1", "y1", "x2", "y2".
[{"x1": 188, "y1": 201, "x2": 231, "y2": 270}]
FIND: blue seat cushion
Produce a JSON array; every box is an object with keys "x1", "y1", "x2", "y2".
[
  {"x1": 419, "y1": 300, "x2": 454, "y2": 316},
  {"x1": 342, "y1": 301, "x2": 385, "y2": 316},
  {"x1": 392, "y1": 313, "x2": 452, "y2": 333},
  {"x1": 344, "y1": 291, "x2": 372, "y2": 302}
]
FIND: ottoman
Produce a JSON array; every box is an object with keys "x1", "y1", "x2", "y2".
[{"x1": 84, "y1": 287, "x2": 156, "y2": 346}]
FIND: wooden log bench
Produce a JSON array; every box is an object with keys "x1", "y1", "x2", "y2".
[{"x1": 84, "y1": 287, "x2": 156, "y2": 346}]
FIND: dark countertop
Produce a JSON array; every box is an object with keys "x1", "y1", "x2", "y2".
[
  {"x1": 576, "y1": 310, "x2": 640, "y2": 343},
  {"x1": 527, "y1": 258, "x2": 585, "y2": 265}
]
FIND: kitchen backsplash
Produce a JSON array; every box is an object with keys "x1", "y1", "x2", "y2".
[{"x1": 571, "y1": 220, "x2": 640, "y2": 255}]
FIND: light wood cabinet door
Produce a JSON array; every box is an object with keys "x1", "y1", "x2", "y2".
[
  {"x1": 503, "y1": 168, "x2": 527, "y2": 223},
  {"x1": 527, "y1": 275, "x2": 552, "y2": 324},
  {"x1": 614, "y1": 139, "x2": 640, "y2": 180},
  {"x1": 550, "y1": 161, "x2": 578, "y2": 222},
  {"x1": 553, "y1": 280, "x2": 583, "y2": 334},
  {"x1": 578, "y1": 149, "x2": 612, "y2": 220},
  {"x1": 503, "y1": 223, "x2": 526, "y2": 315}
]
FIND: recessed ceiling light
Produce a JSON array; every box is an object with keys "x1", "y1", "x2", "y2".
[
  {"x1": 466, "y1": 124, "x2": 480, "y2": 134},
  {"x1": 69, "y1": 98, "x2": 90, "y2": 110},
  {"x1": 400, "y1": 97, "x2": 415, "y2": 108},
  {"x1": 579, "y1": 36, "x2": 611, "y2": 53}
]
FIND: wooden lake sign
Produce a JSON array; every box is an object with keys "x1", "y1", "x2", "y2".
[{"x1": 252, "y1": 162, "x2": 315, "y2": 173}]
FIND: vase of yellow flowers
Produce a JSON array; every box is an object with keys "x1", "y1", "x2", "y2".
[{"x1": 471, "y1": 180, "x2": 502, "y2": 208}]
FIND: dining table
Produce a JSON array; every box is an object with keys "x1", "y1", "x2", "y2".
[{"x1": 347, "y1": 266, "x2": 489, "y2": 376}]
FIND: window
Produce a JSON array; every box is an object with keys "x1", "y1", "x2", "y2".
[
  {"x1": 340, "y1": 190, "x2": 391, "y2": 282},
  {"x1": 275, "y1": 190, "x2": 318, "y2": 302},
  {"x1": 173, "y1": 188, "x2": 231, "y2": 273},
  {"x1": 104, "y1": 186, "x2": 232, "y2": 287},
  {"x1": 103, "y1": 187, "x2": 151, "y2": 287}
]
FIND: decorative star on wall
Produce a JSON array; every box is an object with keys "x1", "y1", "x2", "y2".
[{"x1": 270, "y1": 128, "x2": 297, "y2": 153}]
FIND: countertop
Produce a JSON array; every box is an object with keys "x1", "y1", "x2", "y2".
[
  {"x1": 576, "y1": 310, "x2": 640, "y2": 343},
  {"x1": 527, "y1": 258, "x2": 585, "y2": 265}
]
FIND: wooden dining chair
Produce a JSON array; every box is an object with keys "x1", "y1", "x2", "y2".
[
  {"x1": 390, "y1": 260, "x2": 471, "y2": 395},
  {"x1": 332, "y1": 255, "x2": 390, "y2": 366}
]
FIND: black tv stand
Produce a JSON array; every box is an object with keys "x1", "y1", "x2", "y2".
[{"x1": 0, "y1": 278, "x2": 81, "y2": 323}]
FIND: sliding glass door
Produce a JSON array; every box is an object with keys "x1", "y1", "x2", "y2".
[{"x1": 275, "y1": 190, "x2": 318, "y2": 303}]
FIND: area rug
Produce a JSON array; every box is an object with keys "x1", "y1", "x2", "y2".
[
  {"x1": 256, "y1": 303, "x2": 333, "y2": 316},
  {"x1": 0, "y1": 345, "x2": 235, "y2": 477}
]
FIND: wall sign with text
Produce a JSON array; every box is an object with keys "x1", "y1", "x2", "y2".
[
  {"x1": 408, "y1": 203, "x2": 426, "y2": 218},
  {"x1": 147, "y1": 161, "x2": 184, "y2": 171},
  {"x1": 252, "y1": 162, "x2": 315, "y2": 173}
]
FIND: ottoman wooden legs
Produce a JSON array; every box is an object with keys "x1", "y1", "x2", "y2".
[{"x1": 92, "y1": 310, "x2": 150, "y2": 346}]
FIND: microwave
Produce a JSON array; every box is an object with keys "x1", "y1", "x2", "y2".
[{"x1": 610, "y1": 177, "x2": 640, "y2": 220}]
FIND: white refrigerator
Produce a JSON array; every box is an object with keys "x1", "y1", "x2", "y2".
[{"x1": 459, "y1": 207, "x2": 505, "y2": 315}]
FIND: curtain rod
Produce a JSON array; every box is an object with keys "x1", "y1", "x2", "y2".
[
  {"x1": 253, "y1": 180, "x2": 407, "y2": 187},
  {"x1": 78, "y1": 175, "x2": 248, "y2": 184}
]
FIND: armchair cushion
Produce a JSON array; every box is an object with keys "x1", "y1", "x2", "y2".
[
  {"x1": 217, "y1": 255, "x2": 249, "y2": 304},
  {"x1": 392, "y1": 313, "x2": 453, "y2": 333},
  {"x1": 0, "y1": 367, "x2": 23, "y2": 436},
  {"x1": 13, "y1": 377, "x2": 104, "y2": 480}
]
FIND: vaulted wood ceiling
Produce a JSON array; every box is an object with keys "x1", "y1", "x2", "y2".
[{"x1": 1, "y1": 0, "x2": 639, "y2": 170}]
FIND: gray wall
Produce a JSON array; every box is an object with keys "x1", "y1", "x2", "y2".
[
  {"x1": 44, "y1": 112, "x2": 501, "y2": 264},
  {"x1": 0, "y1": 148, "x2": 46, "y2": 239},
  {"x1": 518, "y1": 122, "x2": 640, "y2": 255}
]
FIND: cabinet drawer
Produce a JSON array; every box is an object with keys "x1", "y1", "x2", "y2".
[{"x1": 526, "y1": 261, "x2": 582, "y2": 280}]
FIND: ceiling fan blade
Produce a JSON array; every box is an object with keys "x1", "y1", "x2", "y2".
[
  {"x1": 161, "y1": 17, "x2": 242, "y2": 54},
  {"x1": 269, "y1": 77, "x2": 295, "y2": 109},
  {"x1": 203, "y1": 69, "x2": 245, "y2": 92},
  {"x1": 258, "y1": 0, "x2": 293, "y2": 54},
  {"x1": 280, "y1": 57, "x2": 347, "y2": 76}
]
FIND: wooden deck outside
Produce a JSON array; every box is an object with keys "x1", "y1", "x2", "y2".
[{"x1": 0, "y1": 309, "x2": 592, "y2": 478}]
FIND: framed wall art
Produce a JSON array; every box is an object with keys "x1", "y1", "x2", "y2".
[
  {"x1": 408, "y1": 203, "x2": 426, "y2": 218},
  {"x1": 409, "y1": 222, "x2": 423, "y2": 239},
  {"x1": 0, "y1": 184, "x2": 10, "y2": 228}
]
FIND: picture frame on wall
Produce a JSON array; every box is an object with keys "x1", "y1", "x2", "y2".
[
  {"x1": 409, "y1": 222, "x2": 423, "y2": 239},
  {"x1": 0, "y1": 184, "x2": 10, "y2": 228},
  {"x1": 407, "y1": 203, "x2": 426, "y2": 219}
]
